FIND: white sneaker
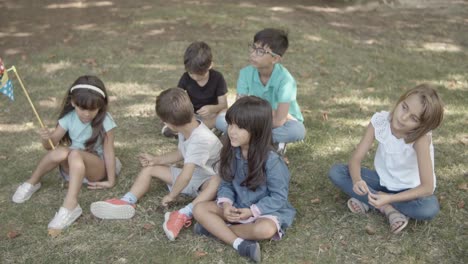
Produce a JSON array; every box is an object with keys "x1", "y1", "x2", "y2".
[
  {"x1": 12, "y1": 182, "x2": 41, "y2": 203},
  {"x1": 48, "y1": 205, "x2": 82, "y2": 230},
  {"x1": 277, "y1": 142, "x2": 287, "y2": 155}
]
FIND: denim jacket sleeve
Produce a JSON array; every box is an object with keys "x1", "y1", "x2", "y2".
[
  {"x1": 254, "y1": 153, "x2": 290, "y2": 215},
  {"x1": 217, "y1": 178, "x2": 236, "y2": 204}
]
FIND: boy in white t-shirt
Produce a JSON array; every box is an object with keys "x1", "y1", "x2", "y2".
[{"x1": 91, "y1": 88, "x2": 222, "y2": 241}]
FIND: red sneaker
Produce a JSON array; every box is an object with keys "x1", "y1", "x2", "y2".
[
  {"x1": 163, "y1": 211, "x2": 192, "y2": 241},
  {"x1": 90, "y1": 198, "x2": 136, "y2": 220}
]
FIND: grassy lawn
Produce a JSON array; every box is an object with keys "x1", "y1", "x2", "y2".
[{"x1": 1, "y1": 0, "x2": 467, "y2": 263}]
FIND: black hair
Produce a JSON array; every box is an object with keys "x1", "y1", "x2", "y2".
[
  {"x1": 254, "y1": 28, "x2": 289, "y2": 56},
  {"x1": 219, "y1": 96, "x2": 274, "y2": 190}
]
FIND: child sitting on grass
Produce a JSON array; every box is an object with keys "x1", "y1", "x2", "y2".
[
  {"x1": 163, "y1": 41, "x2": 227, "y2": 137},
  {"x1": 91, "y1": 87, "x2": 222, "y2": 241},
  {"x1": 194, "y1": 96, "x2": 296, "y2": 262},
  {"x1": 329, "y1": 84, "x2": 444, "y2": 234}
]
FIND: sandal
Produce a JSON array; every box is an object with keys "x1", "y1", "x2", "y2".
[
  {"x1": 347, "y1": 198, "x2": 369, "y2": 214},
  {"x1": 381, "y1": 206, "x2": 409, "y2": 234}
]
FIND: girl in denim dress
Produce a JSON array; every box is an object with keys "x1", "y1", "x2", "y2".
[{"x1": 193, "y1": 96, "x2": 296, "y2": 263}]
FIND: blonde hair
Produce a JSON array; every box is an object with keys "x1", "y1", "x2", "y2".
[{"x1": 390, "y1": 84, "x2": 444, "y2": 143}]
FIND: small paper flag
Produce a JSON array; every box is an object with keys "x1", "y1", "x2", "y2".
[{"x1": 0, "y1": 58, "x2": 14, "y2": 101}]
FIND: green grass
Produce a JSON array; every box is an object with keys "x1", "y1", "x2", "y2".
[{"x1": 1, "y1": 0, "x2": 467, "y2": 263}]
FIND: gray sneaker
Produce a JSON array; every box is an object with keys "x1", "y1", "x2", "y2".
[
  {"x1": 193, "y1": 222, "x2": 213, "y2": 237},
  {"x1": 12, "y1": 182, "x2": 41, "y2": 203},
  {"x1": 161, "y1": 125, "x2": 178, "y2": 139},
  {"x1": 238, "y1": 240, "x2": 261, "y2": 263}
]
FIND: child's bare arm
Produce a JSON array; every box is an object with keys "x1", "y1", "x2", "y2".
[
  {"x1": 139, "y1": 150, "x2": 183, "y2": 167},
  {"x1": 196, "y1": 94, "x2": 228, "y2": 117},
  {"x1": 91, "y1": 130, "x2": 116, "y2": 189},
  {"x1": 348, "y1": 123, "x2": 375, "y2": 195},
  {"x1": 161, "y1": 163, "x2": 196, "y2": 206},
  {"x1": 272, "y1": 102, "x2": 290, "y2": 128},
  {"x1": 39, "y1": 125, "x2": 66, "y2": 150},
  {"x1": 368, "y1": 134, "x2": 435, "y2": 207}
]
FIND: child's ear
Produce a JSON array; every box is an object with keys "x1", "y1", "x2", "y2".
[
  {"x1": 71, "y1": 101, "x2": 76, "y2": 108},
  {"x1": 272, "y1": 55, "x2": 281, "y2": 64}
]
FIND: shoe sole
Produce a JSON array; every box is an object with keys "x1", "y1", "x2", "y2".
[
  {"x1": 251, "y1": 243, "x2": 261, "y2": 263},
  {"x1": 90, "y1": 201, "x2": 135, "y2": 220},
  {"x1": 162, "y1": 212, "x2": 175, "y2": 241}
]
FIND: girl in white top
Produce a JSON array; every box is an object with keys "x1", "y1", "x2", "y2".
[
  {"x1": 12, "y1": 75, "x2": 120, "y2": 234},
  {"x1": 329, "y1": 84, "x2": 444, "y2": 234}
]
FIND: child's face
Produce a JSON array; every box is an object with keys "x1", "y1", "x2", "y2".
[
  {"x1": 248, "y1": 42, "x2": 279, "y2": 69},
  {"x1": 188, "y1": 71, "x2": 209, "y2": 85},
  {"x1": 391, "y1": 94, "x2": 424, "y2": 136},
  {"x1": 72, "y1": 101, "x2": 99, "y2": 124},
  {"x1": 227, "y1": 123, "x2": 250, "y2": 149}
]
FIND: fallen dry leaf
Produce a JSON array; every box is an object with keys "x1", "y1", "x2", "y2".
[
  {"x1": 322, "y1": 111, "x2": 329, "y2": 121},
  {"x1": 457, "y1": 183, "x2": 468, "y2": 191},
  {"x1": 48, "y1": 229, "x2": 62, "y2": 238},
  {"x1": 459, "y1": 135, "x2": 468, "y2": 145},
  {"x1": 0, "y1": 155, "x2": 7, "y2": 160},
  {"x1": 143, "y1": 223, "x2": 154, "y2": 230},
  {"x1": 457, "y1": 200, "x2": 465, "y2": 209},
  {"x1": 310, "y1": 198, "x2": 321, "y2": 204},
  {"x1": 318, "y1": 243, "x2": 331, "y2": 254},
  {"x1": 7, "y1": 231, "x2": 20, "y2": 239},
  {"x1": 84, "y1": 58, "x2": 97, "y2": 67},
  {"x1": 194, "y1": 250, "x2": 208, "y2": 258},
  {"x1": 365, "y1": 225, "x2": 376, "y2": 235}
]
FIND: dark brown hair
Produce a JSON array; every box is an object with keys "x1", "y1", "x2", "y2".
[
  {"x1": 184, "y1": 41, "x2": 212, "y2": 75},
  {"x1": 155, "y1": 87, "x2": 194, "y2": 126},
  {"x1": 390, "y1": 84, "x2": 444, "y2": 143},
  {"x1": 58, "y1": 75, "x2": 108, "y2": 152},
  {"x1": 219, "y1": 96, "x2": 274, "y2": 190}
]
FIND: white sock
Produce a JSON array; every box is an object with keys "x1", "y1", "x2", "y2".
[
  {"x1": 178, "y1": 203, "x2": 194, "y2": 217},
  {"x1": 233, "y1": 237, "x2": 244, "y2": 250}
]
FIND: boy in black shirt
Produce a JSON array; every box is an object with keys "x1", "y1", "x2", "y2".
[{"x1": 163, "y1": 42, "x2": 228, "y2": 137}]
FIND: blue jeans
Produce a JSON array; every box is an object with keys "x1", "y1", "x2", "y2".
[
  {"x1": 328, "y1": 164, "x2": 439, "y2": 220},
  {"x1": 215, "y1": 112, "x2": 306, "y2": 143}
]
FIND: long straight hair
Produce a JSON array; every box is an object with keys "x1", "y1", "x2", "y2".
[
  {"x1": 58, "y1": 75, "x2": 108, "y2": 152},
  {"x1": 390, "y1": 84, "x2": 444, "y2": 143},
  {"x1": 219, "y1": 96, "x2": 274, "y2": 190}
]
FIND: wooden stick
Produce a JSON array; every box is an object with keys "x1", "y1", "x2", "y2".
[{"x1": 7, "y1": 66, "x2": 55, "y2": 150}]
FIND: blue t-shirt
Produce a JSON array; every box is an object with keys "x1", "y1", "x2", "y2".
[
  {"x1": 237, "y1": 63, "x2": 303, "y2": 122},
  {"x1": 58, "y1": 111, "x2": 117, "y2": 156}
]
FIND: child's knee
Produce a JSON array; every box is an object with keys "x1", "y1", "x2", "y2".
[
  {"x1": 328, "y1": 164, "x2": 347, "y2": 183},
  {"x1": 414, "y1": 200, "x2": 440, "y2": 220},
  {"x1": 48, "y1": 147, "x2": 70, "y2": 162},
  {"x1": 193, "y1": 201, "x2": 209, "y2": 218},
  {"x1": 67, "y1": 150, "x2": 86, "y2": 169},
  {"x1": 254, "y1": 222, "x2": 277, "y2": 239}
]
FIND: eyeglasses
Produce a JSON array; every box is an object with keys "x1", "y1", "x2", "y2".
[{"x1": 248, "y1": 43, "x2": 280, "y2": 57}]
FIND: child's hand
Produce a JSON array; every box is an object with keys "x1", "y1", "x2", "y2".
[
  {"x1": 223, "y1": 204, "x2": 241, "y2": 223},
  {"x1": 237, "y1": 208, "x2": 253, "y2": 220},
  {"x1": 196, "y1": 106, "x2": 214, "y2": 118},
  {"x1": 38, "y1": 128, "x2": 52, "y2": 141},
  {"x1": 138, "y1": 153, "x2": 155, "y2": 167},
  {"x1": 353, "y1": 180, "x2": 369, "y2": 195},
  {"x1": 161, "y1": 194, "x2": 175, "y2": 207},
  {"x1": 368, "y1": 192, "x2": 392, "y2": 208},
  {"x1": 87, "y1": 181, "x2": 114, "y2": 189}
]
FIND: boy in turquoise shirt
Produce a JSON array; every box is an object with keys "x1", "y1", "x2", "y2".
[{"x1": 216, "y1": 28, "x2": 305, "y2": 149}]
